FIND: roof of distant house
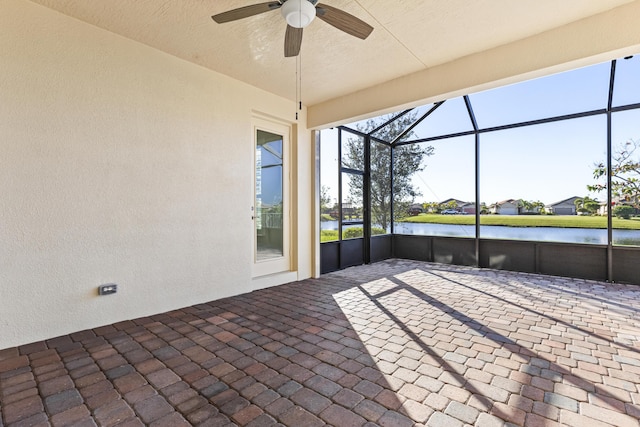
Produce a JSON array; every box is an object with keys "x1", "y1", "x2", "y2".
[
  {"x1": 440, "y1": 198, "x2": 469, "y2": 206},
  {"x1": 491, "y1": 199, "x2": 518, "y2": 207},
  {"x1": 546, "y1": 196, "x2": 581, "y2": 207}
]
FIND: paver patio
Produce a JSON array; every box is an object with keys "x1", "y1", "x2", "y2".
[{"x1": 1, "y1": 259, "x2": 639, "y2": 426}]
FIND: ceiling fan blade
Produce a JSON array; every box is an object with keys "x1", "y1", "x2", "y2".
[
  {"x1": 316, "y1": 4, "x2": 373, "y2": 40},
  {"x1": 212, "y1": 2, "x2": 281, "y2": 24},
  {"x1": 284, "y1": 25, "x2": 303, "y2": 57}
]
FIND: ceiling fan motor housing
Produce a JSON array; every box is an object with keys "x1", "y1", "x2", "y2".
[
  {"x1": 281, "y1": 0, "x2": 317, "y2": 28},
  {"x1": 211, "y1": 0, "x2": 373, "y2": 58}
]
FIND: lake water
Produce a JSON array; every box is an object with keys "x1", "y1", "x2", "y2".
[{"x1": 322, "y1": 220, "x2": 640, "y2": 246}]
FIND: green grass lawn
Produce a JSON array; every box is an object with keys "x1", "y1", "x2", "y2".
[
  {"x1": 400, "y1": 214, "x2": 640, "y2": 230},
  {"x1": 321, "y1": 230, "x2": 339, "y2": 242}
]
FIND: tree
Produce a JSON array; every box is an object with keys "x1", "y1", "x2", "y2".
[
  {"x1": 320, "y1": 185, "x2": 333, "y2": 217},
  {"x1": 518, "y1": 199, "x2": 546, "y2": 214},
  {"x1": 423, "y1": 201, "x2": 440, "y2": 213},
  {"x1": 574, "y1": 196, "x2": 599, "y2": 216},
  {"x1": 532, "y1": 200, "x2": 546, "y2": 214},
  {"x1": 613, "y1": 205, "x2": 635, "y2": 219},
  {"x1": 589, "y1": 138, "x2": 640, "y2": 209},
  {"x1": 518, "y1": 199, "x2": 533, "y2": 213},
  {"x1": 344, "y1": 112, "x2": 434, "y2": 231},
  {"x1": 441, "y1": 200, "x2": 459, "y2": 211}
]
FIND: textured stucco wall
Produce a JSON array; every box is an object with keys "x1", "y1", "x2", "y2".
[{"x1": 0, "y1": 0, "x2": 312, "y2": 349}]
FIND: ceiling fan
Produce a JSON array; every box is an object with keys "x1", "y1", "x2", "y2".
[{"x1": 212, "y1": 0, "x2": 374, "y2": 57}]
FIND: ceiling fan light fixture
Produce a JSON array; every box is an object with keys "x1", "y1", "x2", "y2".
[{"x1": 281, "y1": 0, "x2": 316, "y2": 28}]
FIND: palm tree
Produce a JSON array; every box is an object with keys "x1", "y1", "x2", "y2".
[
  {"x1": 518, "y1": 199, "x2": 533, "y2": 214},
  {"x1": 574, "y1": 196, "x2": 599, "y2": 215}
]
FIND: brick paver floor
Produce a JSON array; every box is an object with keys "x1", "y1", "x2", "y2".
[{"x1": 1, "y1": 259, "x2": 639, "y2": 426}]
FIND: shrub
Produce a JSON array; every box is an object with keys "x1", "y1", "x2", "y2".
[
  {"x1": 343, "y1": 227, "x2": 388, "y2": 239},
  {"x1": 613, "y1": 205, "x2": 635, "y2": 219},
  {"x1": 320, "y1": 230, "x2": 339, "y2": 242},
  {"x1": 343, "y1": 227, "x2": 364, "y2": 239},
  {"x1": 322, "y1": 227, "x2": 388, "y2": 241}
]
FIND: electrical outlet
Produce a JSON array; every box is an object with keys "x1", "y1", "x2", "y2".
[{"x1": 98, "y1": 284, "x2": 118, "y2": 295}]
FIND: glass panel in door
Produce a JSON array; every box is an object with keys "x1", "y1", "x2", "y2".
[
  {"x1": 253, "y1": 119, "x2": 290, "y2": 277},
  {"x1": 256, "y1": 129, "x2": 284, "y2": 260}
]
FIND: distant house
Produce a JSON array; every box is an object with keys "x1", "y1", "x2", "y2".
[
  {"x1": 597, "y1": 202, "x2": 608, "y2": 216},
  {"x1": 408, "y1": 204, "x2": 423, "y2": 216},
  {"x1": 439, "y1": 198, "x2": 475, "y2": 214},
  {"x1": 458, "y1": 202, "x2": 476, "y2": 215},
  {"x1": 598, "y1": 197, "x2": 640, "y2": 216},
  {"x1": 489, "y1": 199, "x2": 519, "y2": 215},
  {"x1": 440, "y1": 198, "x2": 466, "y2": 206},
  {"x1": 519, "y1": 204, "x2": 543, "y2": 215},
  {"x1": 546, "y1": 196, "x2": 580, "y2": 215},
  {"x1": 342, "y1": 202, "x2": 356, "y2": 220}
]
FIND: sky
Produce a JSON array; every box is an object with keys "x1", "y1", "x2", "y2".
[
  {"x1": 320, "y1": 55, "x2": 640, "y2": 207},
  {"x1": 257, "y1": 138, "x2": 284, "y2": 208}
]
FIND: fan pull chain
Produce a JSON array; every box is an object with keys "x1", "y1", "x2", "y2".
[
  {"x1": 295, "y1": 49, "x2": 302, "y2": 120},
  {"x1": 297, "y1": 5, "x2": 302, "y2": 120},
  {"x1": 299, "y1": 49, "x2": 302, "y2": 112}
]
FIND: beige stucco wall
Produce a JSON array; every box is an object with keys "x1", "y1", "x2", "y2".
[{"x1": 0, "y1": 0, "x2": 312, "y2": 349}]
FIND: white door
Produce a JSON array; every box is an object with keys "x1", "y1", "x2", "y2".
[{"x1": 253, "y1": 118, "x2": 291, "y2": 277}]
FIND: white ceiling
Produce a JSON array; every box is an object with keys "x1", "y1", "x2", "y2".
[{"x1": 29, "y1": 0, "x2": 635, "y2": 106}]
